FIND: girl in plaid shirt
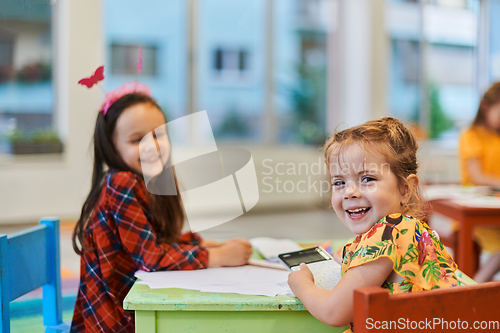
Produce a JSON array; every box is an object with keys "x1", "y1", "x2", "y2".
[{"x1": 70, "y1": 89, "x2": 252, "y2": 332}]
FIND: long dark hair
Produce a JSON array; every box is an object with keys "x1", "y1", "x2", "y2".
[
  {"x1": 472, "y1": 82, "x2": 500, "y2": 130},
  {"x1": 72, "y1": 93, "x2": 185, "y2": 255}
]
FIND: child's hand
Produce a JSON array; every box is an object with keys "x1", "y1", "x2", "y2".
[
  {"x1": 333, "y1": 250, "x2": 342, "y2": 264},
  {"x1": 317, "y1": 241, "x2": 332, "y2": 253},
  {"x1": 288, "y1": 263, "x2": 315, "y2": 292},
  {"x1": 208, "y1": 238, "x2": 253, "y2": 267}
]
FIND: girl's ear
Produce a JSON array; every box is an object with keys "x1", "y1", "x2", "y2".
[{"x1": 401, "y1": 174, "x2": 419, "y2": 201}]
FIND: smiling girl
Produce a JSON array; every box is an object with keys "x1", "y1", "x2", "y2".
[
  {"x1": 288, "y1": 117, "x2": 463, "y2": 332},
  {"x1": 71, "y1": 85, "x2": 252, "y2": 332}
]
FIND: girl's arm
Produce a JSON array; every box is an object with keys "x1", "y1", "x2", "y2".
[
  {"x1": 288, "y1": 257, "x2": 393, "y2": 327},
  {"x1": 333, "y1": 246, "x2": 343, "y2": 264},
  {"x1": 202, "y1": 238, "x2": 254, "y2": 266},
  {"x1": 202, "y1": 239, "x2": 224, "y2": 247},
  {"x1": 467, "y1": 159, "x2": 500, "y2": 187},
  {"x1": 207, "y1": 238, "x2": 253, "y2": 267}
]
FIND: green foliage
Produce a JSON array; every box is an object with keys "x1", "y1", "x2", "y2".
[
  {"x1": 9, "y1": 129, "x2": 27, "y2": 143},
  {"x1": 428, "y1": 84, "x2": 454, "y2": 139},
  {"x1": 216, "y1": 108, "x2": 250, "y2": 138},
  {"x1": 10, "y1": 128, "x2": 61, "y2": 144},
  {"x1": 32, "y1": 129, "x2": 61, "y2": 143},
  {"x1": 286, "y1": 63, "x2": 327, "y2": 145},
  {"x1": 15, "y1": 62, "x2": 52, "y2": 83}
]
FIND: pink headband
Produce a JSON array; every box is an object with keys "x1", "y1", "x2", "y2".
[{"x1": 100, "y1": 81, "x2": 152, "y2": 115}]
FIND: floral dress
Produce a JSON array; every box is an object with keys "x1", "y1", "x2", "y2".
[{"x1": 341, "y1": 213, "x2": 464, "y2": 332}]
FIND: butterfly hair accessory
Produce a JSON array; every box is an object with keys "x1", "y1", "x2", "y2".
[{"x1": 78, "y1": 66, "x2": 105, "y2": 88}]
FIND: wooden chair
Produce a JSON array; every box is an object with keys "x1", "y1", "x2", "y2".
[
  {"x1": 0, "y1": 217, "x2": 70, "y2": 333},
  {"x1": 353, "y1": 282, "x2": 500, "y2": 332}
]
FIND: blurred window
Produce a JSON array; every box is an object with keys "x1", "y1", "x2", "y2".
[
  {"x1": 105, "y1": 0, "x2": 332, "y2": 145},
  {"x1": 388, "y1": 1, "x2": 482, "y2": 143},
  {"x1": 433, "y1": 0, "x2": 467, "y2": 8},
  {"x1": 395, "y1": 40, "x2": 420, "y2": 83},
  {"x1": 274, "y1": 0, "x2": 329, "y2": 145},
  {"x1": 490, "y1": 0, "x2": 500, "y2": 82},
  {"x1": 0, "y1": 0, "x2": 58, "y2": 155},
  {"x1": 0, "y1": 29, "x2": 15, "y2": 80},
  {"x1": 392, "y1": 0, "x2": 468, "y2": 6},
  {"x1": 111, "y1": 44, "x2": 157, "y2": 76},
  {"x1": 213, "y1": 48, "x2": 250, "y2": 73}
]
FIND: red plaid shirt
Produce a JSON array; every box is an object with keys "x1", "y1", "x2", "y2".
[{"x1": 71, "y1": 171, "x2": 208, "y2": 332}]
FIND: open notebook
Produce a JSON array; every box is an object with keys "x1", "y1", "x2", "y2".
[{"x1": 249, "y1": 237, "x2": 302, "y2": 263}]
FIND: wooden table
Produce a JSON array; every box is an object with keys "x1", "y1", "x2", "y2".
[
  {"x1": 430, "y1": 199, "x2": 500, "y2": 277},
  {"x1": 123, "y1": 239, "x2": 350, "y2": 333}
]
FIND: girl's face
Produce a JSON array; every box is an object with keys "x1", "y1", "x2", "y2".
[
  {"x1": 329, "y1": 143, "x2": 407, "y2": 235},
  {"x1": 113, "y1": 102, "x2": 170, "y2": 176},
  {"x1": 485, "y1": 102, "x2": 500, "y2": 131}
]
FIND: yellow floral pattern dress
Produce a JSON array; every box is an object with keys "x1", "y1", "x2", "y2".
[{"x1": 341, "y1": 213, "x2": 463, "y2": 333}]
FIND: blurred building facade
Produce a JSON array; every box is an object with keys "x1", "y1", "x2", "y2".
[
  {"x1": 104, "y1": 0, "x2": 330, "y2": 145},
  {"x1": 0, "y1": 2, "x2": 53, "y2": 152},
  {"x1": 1, "y1": 0, "x2": 500, "y2": 223},
  {"x1": 2, "y1": 0, "x2": 500, "y2": 149}
]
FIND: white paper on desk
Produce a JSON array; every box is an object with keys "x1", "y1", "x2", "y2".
[
  {"x1": 248, "y1": 259, "x2": 288, "y2": 270},
  {"x1": 423, "y1": 185, "x2": 491, "y2": 201},
  {"x1": 277, "y1": 281, "x2": 294, "y2": 296},
  {"x1": 250, "y1": 237, "x2": 302, "y2": 262},
  {"x1": 135, "y1": 266, "x2": 247, "y2": 288},
  {"x1": 452, "y1": 196, "x2": 500, "y2": 208},
  {"x1": 135, "y1": 265, "x2": 291, "y2": 297},
  {"x1": 238, "y1": 265, "x2": 289, "y2": 284}
]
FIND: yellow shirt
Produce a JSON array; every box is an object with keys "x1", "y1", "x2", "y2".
[{"x1": 458, "y1": 126, "x2": 500, "y2": 185}]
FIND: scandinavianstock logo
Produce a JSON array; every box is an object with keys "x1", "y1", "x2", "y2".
[{"x1": 138, "y1": 110, "x2": 259, "y2": 232}]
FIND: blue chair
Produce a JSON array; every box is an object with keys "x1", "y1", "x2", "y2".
[{"x1": 0, "y1": 217, "x2": 70, "y2": 333}]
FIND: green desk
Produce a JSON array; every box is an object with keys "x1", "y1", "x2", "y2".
[
  {"x1": 123, "y1": 283, "x2": 347, "y2": 333},
  {"x1": 124, "y1": 239, "x2": 350, "y2": 333}
]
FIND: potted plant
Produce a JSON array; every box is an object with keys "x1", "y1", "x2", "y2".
[{"x1": 10, "y1": 128, "x2": 63, "y2": 154}]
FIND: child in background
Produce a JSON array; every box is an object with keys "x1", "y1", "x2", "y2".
[
  {"x1": 459, "y1": 82, "x2": 500, "y2": 283},
  {"x1": 71, "y1": 85, "x2": 252, "y2": 332},
  {"x1": 288, "y1": 117, "x2": 463, "y2": 332}
]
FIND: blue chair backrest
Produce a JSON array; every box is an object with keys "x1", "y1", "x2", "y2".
[{"x1": 0, "y1": 217, "x2": 63, "y2": 333}]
